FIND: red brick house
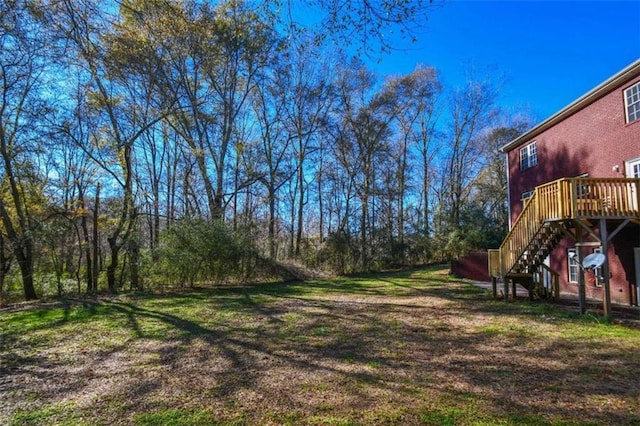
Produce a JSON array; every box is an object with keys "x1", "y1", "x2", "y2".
[{"x1": 489, "y1": 59, "x2": 640, "y2": 315}]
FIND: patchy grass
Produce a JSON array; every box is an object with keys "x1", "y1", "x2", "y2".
[{"x1": 1, "y1": 266, "x2": 640, "y2": 425}]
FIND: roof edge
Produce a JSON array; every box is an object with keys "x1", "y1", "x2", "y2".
[{"x1": 500, "y1": 59, "x2": 640, "y2": 153}]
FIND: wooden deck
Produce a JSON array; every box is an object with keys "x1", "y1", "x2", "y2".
[{"x1": 490, "y1": 177, "x2": 640, "y2": 279}]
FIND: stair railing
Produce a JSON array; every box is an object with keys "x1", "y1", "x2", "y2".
[
  {"x1": 499, "y1": 179, "x2": 570, "y2": 276},
  {"x1": 492, "y1": 177, "x2": 640, "y2": 279}
]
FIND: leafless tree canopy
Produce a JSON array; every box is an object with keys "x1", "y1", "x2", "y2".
[{"x1": 0, "y1": 0, "x2": 526, "y2": 301}]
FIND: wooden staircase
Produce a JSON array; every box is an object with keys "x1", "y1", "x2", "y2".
[
  {"x1": 510, "y1": 222, "x2": 566, "y2": 275},
  {"x1": 489, "y1": 177, "x2": 640, "y2": 299},
  {"x1": 506, "y1": 221, "x2": 566, "y2": 299}
]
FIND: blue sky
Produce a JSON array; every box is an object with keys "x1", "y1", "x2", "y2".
[{"x1": 365, "y1": 0, "x2": 640, "y2": 123}]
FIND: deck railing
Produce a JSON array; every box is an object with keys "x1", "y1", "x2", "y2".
[
  {"x1": 490, "y1": 177, "x2": 640, "y2": 277},
  {"x1": 488, "y1": 249, "x2": 500, "y2": 277},
  {"x1": 499, "y1": 188, "x2": 541, "y2": 277},
  {"x1": 571, "y1": 178, "x2": 640, "y2": 217}
]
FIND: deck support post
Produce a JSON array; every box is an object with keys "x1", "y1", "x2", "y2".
[
  {"x1": 576, "y1": 228, "x2": 587, "y2": 314},
  {"x1": 504, "y1": 278, "x2": 509, "y2": 302},
  {"x1": 491, "y1": 276, "x2": 497, "y2": 299},
  {"x1": 599, "y1": 219, "x2": 612, "y2": 319},
  {"x1": 511, "y1": 280, "x2": 517, "y2": 300},
  {"x1": 528, "y1": 276, "x2": 534, "y2": 301}
]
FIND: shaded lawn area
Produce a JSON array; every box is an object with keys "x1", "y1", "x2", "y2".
[{"x1": 1, "y1": 266, "x2": 640, "y2": 425}]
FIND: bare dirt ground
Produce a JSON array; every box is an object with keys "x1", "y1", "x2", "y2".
[{"x1": 1, "y1": 270, "x2": 640, "y2": 425}]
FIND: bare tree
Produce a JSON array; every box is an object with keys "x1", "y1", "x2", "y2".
[
  {"x1": 250, "y1": 64, "x2": 295, "y2": 260},
  {"x1": 283, "y1": 0, "x2": 441, "y2": 58},
  {"x1": 48, "y1": 0, "x2": 170, "y2": 292},
  {"x1": 281, "y1": 39, "x2": 335, "y2": 257},
  {"x1": 334, "y1": 61, "x2": 395, "y2": 269},
  {"x1": 379, "y1": 64, "x2": 441, "y2": 262},
  {"x1": 442, "y1": 79, "x2": 496, "y2": 232},
  {"x1": 0, "y1": 1, "x2": 51, "y2": 300}
]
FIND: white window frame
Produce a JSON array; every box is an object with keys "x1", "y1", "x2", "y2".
[
  {"x1": 520, "y1": 142, "x2": 537, "y2": 170},
  {"x1": 568, "y1": 248, "x2": 579, "y2": 284},
  {"x1": 626, "y1": 157, "x2": 640, "y2": 178},
  {"x1": 625, "y1": 158, "x2": 640, "y2": 211},
  {"x1": 624, "y1": 82, "x2": 640, "y2": 124}
]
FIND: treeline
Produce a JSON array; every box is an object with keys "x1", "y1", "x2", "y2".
[{"x1": 0, "y1": 0, "x2": 528, "y2": 302}]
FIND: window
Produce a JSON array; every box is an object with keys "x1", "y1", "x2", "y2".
[
  {"x1": 520, "y1": 142, "x2": 537, "y2": 170},
  {"x1": 627, "y1": 157, "x2": 640, "y2": 178},
  {"x1": 521, "y1": 190, "x2": 534, "y2": 206},
  {"x1": 568, "y1": 248, "x2": 579, "y2": 284},
  {"x1": 625, "y1": 82, "x2": 640, "y2": 124},
  {"x1": 625, "y1": 158, "x2": 639, "y2": 210}
]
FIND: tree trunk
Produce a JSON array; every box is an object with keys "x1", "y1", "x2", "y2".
[
  {"x1": 106, "y1": 236, "x2": 119, "y2": 293},
  {"x1": 360, "y1": 194, "x2": 368, "y2": 270},
  {"x1": 397, "y1": 136, "x2": 408, "y2": 265},
  {"x1": 295, "y1": 156, "x2": 304, "y2": 257},
  {"x1": 16, "y1": 242, "x2": 37, "y2": 300},
  {"x1": 0, "y1": 234, "x2": 9, "y2": 306},
  {"x1": 152, "y1": 191, "x2": 160, "y2": 251},
  {"x1": 92, "y1": 183, "x2": 100, "y2": 292},
  {"x1": 130, "y1": 238, "x2": 140, "y2": 291},
  {"x1": 193, "y1": 150, "x2": 217, "y2": 218},
  {"x1": 422, "y1": 159, "x2": 429, "y2": 237},
  {"x1": 0, "y1": 200, "x2": 37, "y2": 300},
  {"x1": 317, "y1": 164, "x2": 324, "y2": 243},
  {"x1": 78, "y1": 185, "x2": 93, "y2": 293},
  {"x1": 167, "y1": 140, "x2": 178, "y2": 227},
  {"x1": 233, "y1": 150, "x2": 240, "y2": 231},
  {"x1": 268, "y1": 183, "x2": 276, "y2": 260},
  {"x1": 214, "y1": 164, "x2": 225, "y2": 220},
  {"x1": 360, "y1": 158, "x2": 372, "y2": 270},
  {"x1": 289, "y1": 186, "x2": 296, "y2": 258}
]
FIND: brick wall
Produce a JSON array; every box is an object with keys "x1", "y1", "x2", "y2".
[
  {"x1": 552, "y1": 225, "x2": 639, "y2": 305},
  {"x1": 450, "y1": 252, "x2": 490, "y2": 282},
  {"x1": 507, "y1": 74, "x2": 640, "y2": 223},
  {"x1": 504, "y1": 69, "x2": 640, "y2": 305}
]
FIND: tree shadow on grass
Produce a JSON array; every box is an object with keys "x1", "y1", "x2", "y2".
[
  {"x1": 3, "y1": 268, "x2": 640, "y2": 424},
  {"x1": 100, "y1": 292, "x2": 640, "y2": 423},
  {"x1": 103, "y1": 301, "x2": 219, "y2": 339}
]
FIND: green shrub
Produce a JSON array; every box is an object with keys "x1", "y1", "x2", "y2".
[{"x1": 155, "y1": 218, "x2": 249, "y2": 286}]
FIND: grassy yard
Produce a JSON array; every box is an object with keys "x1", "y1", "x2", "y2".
[{"x1": 1, "y1": 266, "x2": 640, "y2": 425}]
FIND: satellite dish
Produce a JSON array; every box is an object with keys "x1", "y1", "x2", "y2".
[{"x1": 582, "y1": 252, "x2": 606, "y2": 269}]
